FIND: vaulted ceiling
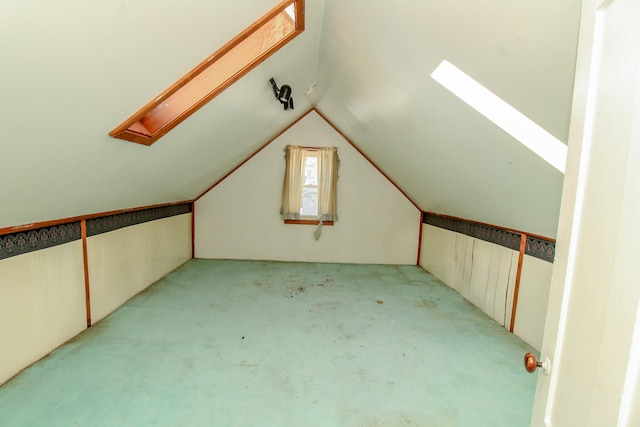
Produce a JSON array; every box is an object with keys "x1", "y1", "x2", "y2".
[{"x1": 0, "y1": 0, "x2": 580, "y2": 237}]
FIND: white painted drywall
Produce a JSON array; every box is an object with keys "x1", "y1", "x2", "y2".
[
  {"x1": 513, "y1": 255, "x2": 552, "y2": 351},
  {"x1": 420, "y1": 224, "x2": 518, "y2": 328},
  {"x1": 88, "y1": 214, "x2": 192, "y2": 323},
  {"x1": 0, "y1": 242, "x2": 86, "y2": 385},
  {"x1": 195, "y1": 111, "x2": 420, "y2": 264}
]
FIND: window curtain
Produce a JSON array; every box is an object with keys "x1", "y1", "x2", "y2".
[
  {"x1": 280, "y1": 145, "x2": 305, "y2": 220},
  {"x1": 281, "y1": 145, "x2": 339, "y2": 240},
  {"x1": 314, "y1": 146, "x2": 339, "y2": 239}
]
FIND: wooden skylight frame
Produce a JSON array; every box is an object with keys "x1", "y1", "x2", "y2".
[{"x1": 110, "y1": 0, "x2": 305, "y2": 146}]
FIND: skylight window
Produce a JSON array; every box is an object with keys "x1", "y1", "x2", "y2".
[
  {"x1": 110, "y1": 0, "x2": 305, "y2": 146},
  {"x1": 431, "y1": 60, "x2": 568, "y2": 173},
  {"x1": 285, "y1": 4, "x2": 296, "y2": 21}
]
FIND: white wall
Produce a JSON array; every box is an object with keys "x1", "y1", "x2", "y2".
[
  {"x1": 195, "y1": 111, "x2": 420, "y2": 264},
  {"x1": 88, "y1": 213, "x2": 192, "y2": 323},
  {"x1": 420, "y1": 224, "x2": 552, "y2": 351},
  {"x1": 0, "y1": 242, "x2": 86, "y2": 385},
  {"x1": 513, "y1": 255, "x2": 552, "y2": 351}
]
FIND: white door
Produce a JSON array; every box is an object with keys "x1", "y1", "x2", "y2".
[{"x1": 530, "y1": 0, "x2": 640, "y2": 425}]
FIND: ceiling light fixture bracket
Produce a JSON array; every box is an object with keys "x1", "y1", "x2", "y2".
[{"x1": 270, "y1": 78, "x2": 294, "y2": 110}]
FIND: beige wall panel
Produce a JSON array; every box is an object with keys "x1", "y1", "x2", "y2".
[
  {"x1": 195, "y1": 112, "x2": 420, "y2": 265},
  {"x1": 88, "y1": 214, "x2": 191, "y2": 323},
  {"x1": 420, "y1": 225, "x2": 518, "y2": 327},
  {"x1": 0, "y1": 242, "x2": 86, "y2": 385},
  {"x1": 142, "y1": 214, "x2": 192, "y2": 285},
  {"x1": 513, "y1": 255, "x2": 552, "y2": 351}
]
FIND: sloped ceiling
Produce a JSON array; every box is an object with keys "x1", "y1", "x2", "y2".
[
  {"x1": 314, "y1": 1, "x2": 580, "y2": 237},
  {"x1": 0, "y1": 0, "x2": 580, "y2": 237},
  {"x1": 0, "y1": 0, "x2": 325, "y2": 228}
]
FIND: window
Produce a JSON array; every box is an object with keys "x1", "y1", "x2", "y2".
[
  {"x1": 110, "y1": 0, "x2": 305, "y2": 146},
  {"x1": 301, "y1": 152, "x2": 318, "y2": 216},
  {"x1": 281, "y1": 146, "x2": 339, "y2": 238}
]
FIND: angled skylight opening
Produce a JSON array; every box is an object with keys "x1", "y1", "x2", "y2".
[
  {"x1": 285, "y1": 4, "x2": 296, "y2": 21},
  {"x1": 431, "y1": 60, "x2": 568, "y2": 173},
  {"x1": 110, "y1": 0, "x2": 305, "y2": 146}
]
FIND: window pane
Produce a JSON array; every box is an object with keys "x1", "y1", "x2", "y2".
[
  {"x1": 304, "y1": 155, "x2": 317, "y2": 185},
  {"x1": 285, "y1": 3, "x2": 296, "y2": 22},
  {"x1": 300, "y1": 187, "x2": 318, "y2": 217}
]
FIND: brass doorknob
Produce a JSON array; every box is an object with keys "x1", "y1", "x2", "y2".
[{"x1": 524, "y1": 352, "x2": 543, "y2": 373}]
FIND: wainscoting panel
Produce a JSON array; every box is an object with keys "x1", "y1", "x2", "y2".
[
  {"x1": 0, "y1": 242, "x2": 86, "y2": 385},
  {"x1": 420, "y1": 221, "x2": 552, "y2": 351},
  {"x1": 88, "y1": 214, "x2": 191, "y2": 323},
  {"x1": 513, "y1": 255, "x2": 553, "y2": 350},
  {"x1": 420, "y1": 225, "x2": 518, "y2": 328},
  {"x1": 0, "y1": 204, "x2": 192, "y2": 385}
]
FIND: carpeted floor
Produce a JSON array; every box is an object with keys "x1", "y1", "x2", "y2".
[{"x1": 0, "y1": 259, "x2": 537, "y2": 426}]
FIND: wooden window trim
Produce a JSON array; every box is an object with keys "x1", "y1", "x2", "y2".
[
  {"x1": 110, "y1": 0, "x2": 305, "y2": 146},
  {"x1": 285, "y1": 219, "x2": 334, "y2": 226}
]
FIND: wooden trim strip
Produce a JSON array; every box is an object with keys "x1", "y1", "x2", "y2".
[
  {"x1": 509, "y1": 233, "x2": 527, "y2": 333},
  {"x1": 191, "y1": 202, "x2": 196, "y2": 259},
  {"x1": 295, "y1": 0, "x2": 305, "y2": 31},
  {"x1": 416, "y1": 213, "x2": 424, "y2": 265},
  {"x1": 195, "y1": 108, "x2": 315, "y2": 201},
  {"x1": 81, "y1": 220, "x2": 92, "y2": 328},
  {"x1": 284, "y1": 219, "x2": 334, "y2": 226},
  {"x1": 0, "y1": 200, "x2": 193, "y2": 236},
  {"x1": 313, "y1": 108, "x2": 421, "y2": 211}
]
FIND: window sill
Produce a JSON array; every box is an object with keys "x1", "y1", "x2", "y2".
[{"x1": 284, "y1": 219, "x2": 334, "y2": 226}]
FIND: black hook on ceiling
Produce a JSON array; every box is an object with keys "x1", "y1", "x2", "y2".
[{"x1": 269, "y1": 78, "x2": 294, "y2": 110}]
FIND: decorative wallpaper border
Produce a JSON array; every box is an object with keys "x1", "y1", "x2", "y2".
[
  {"x1": 86, "y1": 204, "x2": 192, "y2": 237},
  {"x1": 0, "y1": 222, "x2": 82, "y2": 261},
  {"x1": 423, "y1": 212, "x2": 555, "y2": 263},
  {"x1": 0, "y1": 203, "x2": 192, "y2": 261},
  {"x1": 525, "y1": 236, "x2": 556, "y2": 263},
  {"x1": 423, "y1": 213, "x2": 522, "y2": 251}
]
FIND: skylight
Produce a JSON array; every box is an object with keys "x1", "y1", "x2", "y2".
[
  {"x1": 110, "y1": 0, "x2": 305, "y2": 146},
  {"x1": 431, "y1": 60, "x2": 567, "y2": 173},
  {"x1": 285, "y1": 4, "x2": 296, "y2": 21}
]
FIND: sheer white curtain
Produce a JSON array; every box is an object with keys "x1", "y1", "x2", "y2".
[
  {"x1": 315, "y1": 146, "x2": 339, "y2": 239},
  {"x1": 280, "y1": 145, "x2": 305, "y2": 220}
]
